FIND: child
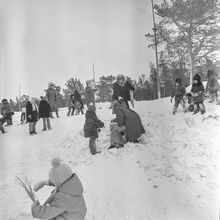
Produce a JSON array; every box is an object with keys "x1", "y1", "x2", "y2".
[
  {"x1": 1, "y1": 99, "x2": 14, "y2": 125},
  {"x1": 67, "y1": 94, "x2": 75, "y2": 116},
  {"x1": 83, "y1": 103, "x2": 104, "y2": 155},
  {"x1": 108, "y1": 122, "x2": 126, "y2": 149},
  {"x1": 191, "y1": 74, "x2": 205, "y2": 114},
  {"x1": 20, "y1": 104, "x2": 26, "y2": 124},
  {"x1": 206, "y1": 69, "x2": 220, "y2": 104},
  {"x1": 26, "y1": 97, "x2": 38, "y2": 135},
  {"x1": 74, "y1": 101, "x2": 81, "y2": 115},
  {"x1": 39, "y1": 96, "x2": 52, "y2": 131},
  {"x1": 170, "y1": 78, "x2": 187, "y2": 114},
  {"x1": 186, "y1": 93, "x2": 195, "y2": 112},
  {"x1": 31, "y1": 158, "x2": 87, "y2": 220}
]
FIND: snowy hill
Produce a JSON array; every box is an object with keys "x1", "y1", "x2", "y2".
[{"x1": 0, "y1": 99, "x2": 220, "y2": 220}]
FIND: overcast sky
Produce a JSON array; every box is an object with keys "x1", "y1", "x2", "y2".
[{"x1": 0, "y1": 0, "x2": 160, "y2": 100}]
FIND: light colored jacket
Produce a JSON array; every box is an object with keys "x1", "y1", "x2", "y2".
[
  {"x1": 110, "y1": 124, "x2": 126, "y2": 145},
  {"x1": 32, "y1": 174, "x2": 87, "y2": 220}
]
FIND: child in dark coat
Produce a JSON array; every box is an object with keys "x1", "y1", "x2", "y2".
[
  {"x1": 39, "y1": 96, "x2": 52, "y2": 131},
  {"x1": 171, "y1": 78, "x2": 187, "y2": 115},
  {"x1": 26, "y1": 98, "x2": 39, "y2": 135},
  {"x1": 191, "y1": 74, "x2": 205, "y2": 114},
  {"x1": 83, "y1": 104, "x2": 104, "y2": 155}
]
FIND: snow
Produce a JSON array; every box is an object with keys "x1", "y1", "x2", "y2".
[{"x1": 0, "y1": 99, "x2": 220, "y2": 220}]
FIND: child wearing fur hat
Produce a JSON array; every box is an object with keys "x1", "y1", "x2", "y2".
[
  {"x1": 170, "y1": 78, "x2": 187, "y2": 115},
  {"x1": 108, "y1": 122, "x2": 126, "y2": 149},
  {"x1": 83, "y1": 103, "x2": 104, "y2": 155},
  {"x1": 191, "y1": 74, "x2": 206, "y2": 114},
  {"x1": 32, "y1": 158, "x2": 87, "y2": 220}
]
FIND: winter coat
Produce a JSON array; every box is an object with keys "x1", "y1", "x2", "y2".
[
  {"x1": 113, "y1": 103, "x2": 145, "y2": 142},
  {"x1": 74, "y1": 90, "x2": 84, "y2": 109},
  {"x1": 1, "y1": 101, "x2": 13, "y2": 116},
  {"x1": 171, "y1": 85, "x2": 186, "y2": 98},
  {"x1": 206, "y1": 73, "x2": 220, "y2": 93},
  {"x1": 191, "y1": 83, "x2": 205, "y2": 103},
  {"x1": 46, "y1": 88, "x2": 57, "y2": 105},
  {"x1": 26, "y1": 101, "x2": 38, "y2": 122},
  {"x1": 85, "y1": 86, "x2": 95, "y2": 106},
  {"x1": 110, "y1": 124, "x2": 126, "y2": 146},
  {"x1": 83, "y1": 110, "x2": 104, "y2": 138},
  {"x1": 32, "y1": 174, "x2": 87, "y2": 220},
  {"x1": 39, "y1": 100, "x2": 51, "y2": 118},
  {"x1": 112, "y1": 80, "x2": 134, "y2": 107}
]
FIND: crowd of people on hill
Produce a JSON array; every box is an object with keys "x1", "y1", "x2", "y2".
[{"x1": 1, "y1": 71, "x2": 220, "y2": 220}]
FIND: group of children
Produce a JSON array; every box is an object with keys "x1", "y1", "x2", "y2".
[{"x1": 171, "y1": 70, "x2": 220, "y2": 115}]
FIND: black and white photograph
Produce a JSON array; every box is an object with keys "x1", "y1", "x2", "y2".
[{"x1": 0, "y1": 0, "x2": 220, "y2": 219}]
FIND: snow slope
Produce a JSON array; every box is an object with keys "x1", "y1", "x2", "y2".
[{"x1": 0, "y1": 99, "x2": 220, "y2": 220}]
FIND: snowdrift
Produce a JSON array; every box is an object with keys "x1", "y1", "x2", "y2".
[{"x1": 0, "y1": 99, "x2": 220, "y2": 220}]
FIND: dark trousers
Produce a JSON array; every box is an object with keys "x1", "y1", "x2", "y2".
[
  {"x1": 42, "y1": 118, "x2": 51, "y2": 130},
  {"x1": 67, "y1": 107, "x2": 75, "y2": 116},
  {"x1": 89, "y1": 136, "x2": 98, "y2": 155},
  {"x1": 29, "y1": 122, "x2": 37, "y2": 134},
  {"x1": 0, "y1": 122, "x2": 5, "y2": 133}
]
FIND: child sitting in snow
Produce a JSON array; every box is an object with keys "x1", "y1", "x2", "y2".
[
  {"x1": 83, "y1": 103, "x2": 104, "y2": 155},
  {"x1": 108, "y1": 122, "x2": 126, "y2": 149},
  {"x1": 186, "y1": 93, "x2": 195, "y2": 112},
  {"x1": 170, "y1": 78, "x2": 187, "y2": 115},
  {"x1": 190, "y1": 74, "x2": 206, "y2": 114},
  {"x1": 32, "y1": 158, "x2": 87, "y2": 220}
]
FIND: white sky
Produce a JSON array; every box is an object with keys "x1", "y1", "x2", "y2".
[{"x1": 0, "y1": 0, "x2": 160, "y2": 100}]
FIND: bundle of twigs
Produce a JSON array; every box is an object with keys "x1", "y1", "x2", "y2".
[{"x1": 16, "y1": 176, "x2": 36, "y2": 203}]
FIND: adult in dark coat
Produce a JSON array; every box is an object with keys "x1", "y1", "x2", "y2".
[
  {"x1": 26, "y1": 98, "x2": 38, "y2": 134},
  {"x1": 83, "y1": 104, "x2": 104, "y2": 155},
  {"x1": 112, "y1": 74, "x2": 135, "y2": 108},
  {"x1": 39, "y1": 96, "x2": 52, "y2": 130},
  {"x1": 206, "y1": 69, "x2": 220, "y2": 104},
  {"x1": 46, "y1": 83, "x2": 59, "y2": 118},
  {"x1": 74, "y1": 90, "x2": 84, "y2": 114},
  {"x1": 113, "y1": 100, "x2": 145, "y2": 143}
]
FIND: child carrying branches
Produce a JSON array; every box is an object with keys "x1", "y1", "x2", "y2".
[{"x1": 31, "y1": 158, "x2": 87, "y2": 220}]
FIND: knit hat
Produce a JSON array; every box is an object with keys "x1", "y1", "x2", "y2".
[{"x1": 48, "y1": 158, "x2": 73, "y2": 187}]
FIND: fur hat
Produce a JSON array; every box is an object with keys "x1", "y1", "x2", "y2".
[
  {"x1": 175, "y1": 78, "x2": 182, "y2": 84},
  {"x1": 48, "y1": 82, "x2": 55, "y2": 88},
  {"x1": 193, "y1": 74, "x2": 201, "y2": 82},
  {"x1": 2, "y1": 99, "x2": 7, "y2": 103},
  {"x1": 48, "y1": 158, "x2": 73, "y2": 187}
]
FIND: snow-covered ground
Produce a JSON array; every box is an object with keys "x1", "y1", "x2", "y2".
[{"x1": 0, "y1": 99, "x2": 220, "y2": 220}]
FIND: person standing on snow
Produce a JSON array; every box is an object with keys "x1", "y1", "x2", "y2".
[
  {"x1": 85, "y1": 80, "x2": 96, "y2": 108},
  {"x1": 170, "y1": 78, "x2": 187, "y2": 115},
  {"x1": 74, "y1": 89, "x2": 84, "y2": 114},
  {"x1": 112, "y1": 74, "x2": 135, "y2": 108},
  {"x1": 26, "y1": 97, "x2": 38, "y2": 135},
  {"x1": 67, "y1": 94, "x2": 76, "y2": 116},
  {"x1": 1, "y1": 99, "x2": 14, "y2": 125},
  {"x1": 31, "y1": 158, "x2": 87, "y2": 220},
  {"x1": 83, "y1": 103, "x2": 104, "y2": 155},
  {"x1": 39, "y1": 96, "x2": 52, "y2": 131},
  {"x1": 46, "y1": 82, "x2": 59, "y2": 118},
  {"x1": 205, "y1": 69, "x2": 220, "y2": 104},
  {"x1": 191, "y1": 74, "x2": 206, "y2": 114}
]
